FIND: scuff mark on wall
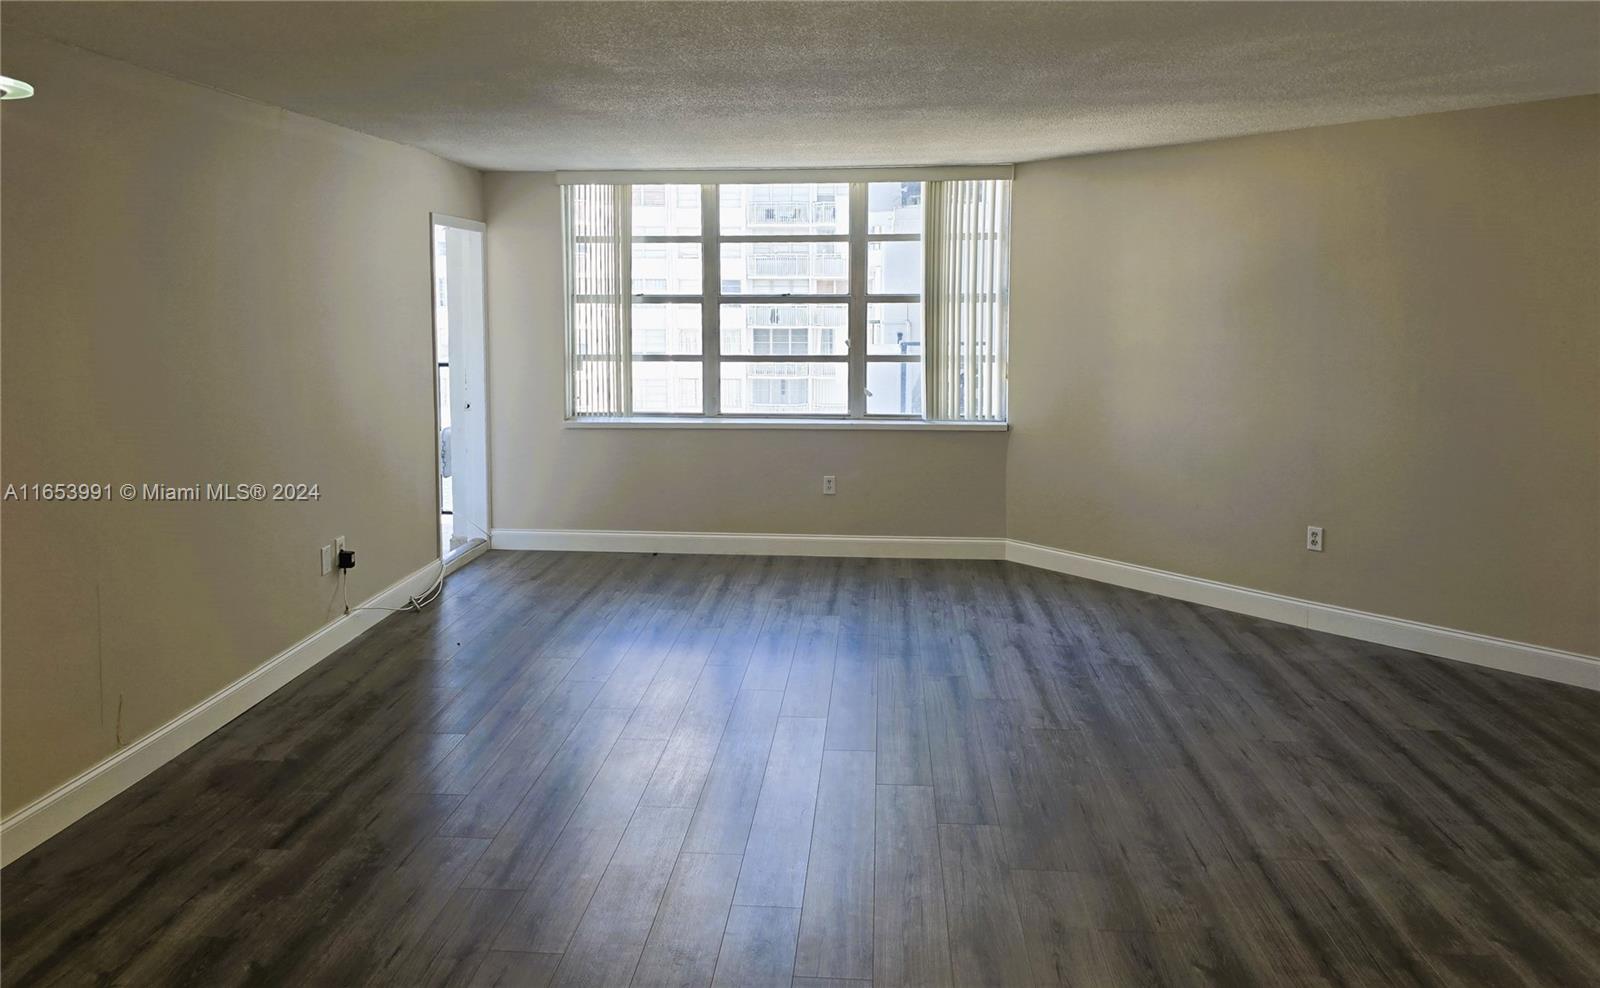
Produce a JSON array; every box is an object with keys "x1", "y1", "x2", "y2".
[{"x1": 96, "y1": 581, "x2": 105, "y2": 725}]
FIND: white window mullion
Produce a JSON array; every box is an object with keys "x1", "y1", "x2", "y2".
[
  {"x1": 719, "y1": 233, "x2": 850, "y2": 244},
  {"x1": 701, "y1": 184, "x2": 720, "y2": 416},
  {"x1": 847, "y1": 182, "x2": 868, "y2": 419},
  {"x1": 566, "y1": 175, "x2": 1000, "y2": 424}
]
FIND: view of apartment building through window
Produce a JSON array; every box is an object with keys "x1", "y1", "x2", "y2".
[{"x1": 627, "y1": 181, "x2": 924, "y2": 417}]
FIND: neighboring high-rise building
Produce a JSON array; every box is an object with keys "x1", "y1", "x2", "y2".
[{"x1": 629, "y1": 182, "x2": 924, "y2": 415}]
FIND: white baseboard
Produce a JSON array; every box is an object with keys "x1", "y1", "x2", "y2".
[
  {"x1": 1005, "y1": 539, "x2": 1600, "y2": 692},
  {"x1": 491, "y1": 527, "x2": 1597, "y2": 692},
  {"x1": 444, "y1": 539, "x2": 490, "y2": 576},
  {"x1": 490, "y1": 528, "x2": 1007, "y2": 560},
  {"x1": 0, "y1": 559, "x2": 442, "y2": 868},
  {"x1": 8, "y1": 532, "x2": 1592, "y2": 868}
]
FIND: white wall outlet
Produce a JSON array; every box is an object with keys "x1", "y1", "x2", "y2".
[
  {"x1": 1306, "y1": 526, "x2": 1324, "y2": 552},
  {"x1": 320, "y1": 544, "x2": 334, "y2": 575},
  {"x1": 822, "y1": 475, "x2": 836, "y2": 496},
  {"x1": 335, "y1": 535, "x2": 346, "y2": 554}
]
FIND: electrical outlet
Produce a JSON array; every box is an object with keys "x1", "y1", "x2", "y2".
[
  {"x1": 320, "y1": 544, "x2": 334, "y2": 575},
  {"x1": 335, "y1": 535, "x2": 346, "y2": 555},
  {"x1": 822, "y1": 475, "x2": 836, "y2": 496},
  {"x1": 1306, "y1": 526, "x2": 1324, "y2": 552}
]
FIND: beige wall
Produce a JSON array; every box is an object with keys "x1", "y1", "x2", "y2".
[
  {"x1": 3, "y1": 40, "x2": 1591, "y2": 819},
  {"x1": 0, "y1": 36, "x2": 482, "y2": 813},
  {"x1": 483, "y1": 172, "x2": 1007, "y2": 539},
  {"x1": 485, "y1": 101, "x2": 1597, "y2": 653},
  {"x1": 1009, "y1": 97, "x2": 1600, "y2": 655}
]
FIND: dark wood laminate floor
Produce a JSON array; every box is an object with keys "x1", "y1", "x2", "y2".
[{"x1": 4, "y1": 550, "x2": 1598, "y2": 987}]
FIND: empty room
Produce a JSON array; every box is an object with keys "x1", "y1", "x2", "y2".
[{"x1": 2, "y1": 2, "x2": 1597, "y2": 985}]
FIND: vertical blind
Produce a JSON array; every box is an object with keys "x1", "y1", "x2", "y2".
[
  {"x1": 925, "y1": 179, "x2": 1012, "y2": 421},
  {"x1": 563, "y1": 183, "x2": 629, "y2": 416},
  {"x1": 561, "y1": 175, "x2": 1011, "y2": 422}
]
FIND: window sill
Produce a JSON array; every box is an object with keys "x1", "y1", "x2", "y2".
[{"x1": 565, "y1": 416, "x2": 1008, "y2": 432}]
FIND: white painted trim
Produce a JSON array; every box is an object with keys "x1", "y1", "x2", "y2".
[
  {"x1": 430, "y1": 212, "x2": 485, "y2": 233},
  {"x1": 564, "y1": 417, "x2": 1007, "y2": 431},
  {"x1": 0, "y1": 560, "x2": 442, "y2": 867},
  {"x1": 444, "y1": 539, "x2": 491, "y2": 576},
  {"x1": 1004, "y1": 540, "x2": 1600, "y2": 692},
  {"x1": 491, "y1": 528, "x2": 1006, "y2": 559},
  {"x1": 487, "y1": 529, "x2": 1597, "y2": 691},
  {"x1": 1004, "y1": 539, "x2": 1308, "y2": 626},
  {"x1": 8, "y1": 533, "x2": 1591, "y2": 869},
  {"x1": 430, "y1": 212, "x2": 493, "y2": 564}
]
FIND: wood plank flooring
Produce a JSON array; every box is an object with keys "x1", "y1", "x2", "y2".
[{"x1": 4, "y1": 550, "x2": 1599, "y2": 987}]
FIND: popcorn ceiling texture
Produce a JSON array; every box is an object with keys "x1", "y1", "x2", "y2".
[{"x1": 4, "y1": 1, "x2": 1598, "y2": 171}]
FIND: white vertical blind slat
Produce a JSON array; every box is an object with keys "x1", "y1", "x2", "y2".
[
  {"x1": 567, "y1": 178, "x2": 1008, "y2": 423},
  {"x1": 925, "y1": 178, "x2": 1011, "y2": 421},
  {"x1": 564, "y1": 183, "x2": 630, "y2": 416}
]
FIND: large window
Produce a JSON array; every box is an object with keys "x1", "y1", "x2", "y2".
[{"x1": 564, "y1": 175, "x2": 1009, "y2": 423}]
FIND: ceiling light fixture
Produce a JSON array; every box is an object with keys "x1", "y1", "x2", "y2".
[{"x1": 0, "y1": 76, "x2": 36, "y2": 100}]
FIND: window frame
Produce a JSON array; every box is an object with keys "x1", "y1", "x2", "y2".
[{"x1": 627, "y1": 182, "x2": 924, "y2": 421}]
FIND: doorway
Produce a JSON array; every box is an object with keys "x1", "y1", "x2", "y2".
[{"x1": 431, "y1": 214, "x2": 489, "y2": 564}]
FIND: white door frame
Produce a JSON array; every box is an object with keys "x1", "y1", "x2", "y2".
[{"x1": 429, "y1": 212, "x2": 490, "y2": 568}]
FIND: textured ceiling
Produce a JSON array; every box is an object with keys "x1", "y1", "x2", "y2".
[{"x1": 4, "y1": 2, "x2": 1597, "y2": 171}]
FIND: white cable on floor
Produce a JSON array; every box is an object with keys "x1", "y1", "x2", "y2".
[
  {"x1": 339, "y1": 514, "x2": 492, "y2": 616},
  {"x1": 342, "y1": 562, "x2": 443, "y2": 616}
]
